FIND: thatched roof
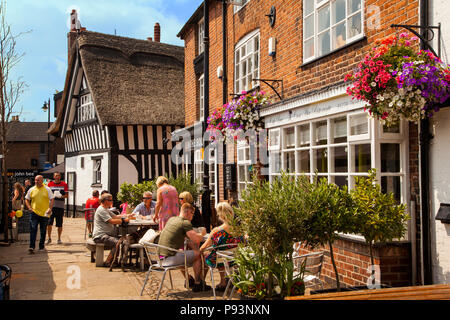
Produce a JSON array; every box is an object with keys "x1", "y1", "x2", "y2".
[{"x1": 50, "y1": 30, "x2": 185, "y2": 134}]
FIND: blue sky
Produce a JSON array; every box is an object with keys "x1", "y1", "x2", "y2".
[{"x1": 6, "y1": 0, "x2": 202, "y2": 122}]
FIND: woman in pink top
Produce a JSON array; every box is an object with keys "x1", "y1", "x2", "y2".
[{"x1": 154, "y1": 176, "x2": 179, "y2": 230}]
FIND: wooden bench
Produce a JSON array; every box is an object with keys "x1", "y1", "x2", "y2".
[
  {"x1": 286, "y1": 284, "x2": 450, "y2": 300},
  {"x1": 86, "y1": 239, "x2": 114, "y2": 267}
]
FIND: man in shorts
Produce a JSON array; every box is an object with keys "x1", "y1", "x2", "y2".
[
  {"x1": 157, "y1": 203, "x2": 210, "y2": 292},
  {"x1": 47, "y1": 172, "x2": 68, "y2": 244},
  {"x1": 85, "y1": 190, "x2": 100, "y2": 238}
]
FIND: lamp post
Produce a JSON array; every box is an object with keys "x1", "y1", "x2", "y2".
[{"x1": 42, "y1": 98, "x2": 50, "y2": 163}]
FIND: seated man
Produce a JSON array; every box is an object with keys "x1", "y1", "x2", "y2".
[
  {"x1": 157, "y1": 203, "x2": 210, "y2": 292},
  {"x1": 132, "y1": 191, "x2": 156, "y2": 218},
  {"x1": 92, "y1": 193, "x2": 129, "y2": 267}
]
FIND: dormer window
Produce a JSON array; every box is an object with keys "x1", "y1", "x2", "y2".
[{"x1": 75, "y1": 93, "x2": 95, "y2": 123}]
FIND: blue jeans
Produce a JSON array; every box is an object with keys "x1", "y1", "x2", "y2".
[{"x1": 29, "y1": 212, "x2": 49, "y2": 249}]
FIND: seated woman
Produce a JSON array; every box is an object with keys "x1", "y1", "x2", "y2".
[{"x1": 200, "y1": 202, "x2": 244, "y2": 292}]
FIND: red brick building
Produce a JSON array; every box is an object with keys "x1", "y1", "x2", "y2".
[{"x1": 178, "y1": 0, "x2": 425, "y2": 288}]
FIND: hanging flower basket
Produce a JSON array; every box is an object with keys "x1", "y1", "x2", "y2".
[
  {"x1": 207, "y1": 90, "x2": 270, "y2": 142},
  {"x1": 345, "y1": 32, "x2": 450, "y2": 126}
]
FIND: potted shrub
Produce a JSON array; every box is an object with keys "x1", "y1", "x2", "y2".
[
  {"x1": 302, "y1": 176, "x2": 355, "y2": 292},
  {"x1": 231, "y1": 173, "x2": 311, "y2": 299},
  {"x1": 350, "y1": 169, "x2": 409, "y2": 284}
]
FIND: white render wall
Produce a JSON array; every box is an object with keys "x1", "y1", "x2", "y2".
[
  {"x1": 429, "y1": 0, "x2": 450, "y2": 284},
  {"x1": 118, "y1": 155, "x2": 138, "y2": 186},
  {"x1": 65, "y1": 152, "x2": 109, "y2": 207}
]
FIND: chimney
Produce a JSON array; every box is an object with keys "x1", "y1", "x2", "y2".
[
  {"x1": 154, "y1": 23, "x2": 160, "y2": 42},
  {"x1": 67, "y1": 10, "x2": 84, "y2": 62},
  {"x1": 147, "y1": 37, "x2": 153, "y2": 42}
]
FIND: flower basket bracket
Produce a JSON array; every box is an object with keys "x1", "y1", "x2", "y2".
[
  {"x1": 252, "y1": 78, "x2": 284, "y2": 100},
  {"x1": 391, "y1": 23, "x2": 441, "y2": 57}
]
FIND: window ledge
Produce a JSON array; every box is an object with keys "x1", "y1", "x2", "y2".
[
  {"x1": 91, "y1": 183, "x2": 102, "y2": 188},
  {"x1": 301, "y1": 36, "x2": 367, "y2": 68}
]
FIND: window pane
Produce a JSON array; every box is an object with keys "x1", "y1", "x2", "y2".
[
  {"x1": 304, "y1": 38, "x2": 315, "y2": 60},
  {"x1": 238, "y1": 165, "x2": 246, "y2": 182},
  {"x1": 350, "y1": 114, "x2": 368, "y2": 136},
  {"x1": 332, "y1": 22, "x2": 346, "y2": 50},
  {"x1": 381, "y1": 176, "x2": 401, "y2": 203},
  {"x1": 298, "y1": 124, "x2": 310, "y2": 147},
  {"x1": 318, "y1": 31, "x2": 331, "y2": 56},
  {"x1": 318, "y1": 5, "x2": 330, "y2": 32},
  {"x1": 354, "y1": 144, "x2": 371, "y2": 172},
  {"x1": 332, "y1": 0, "x2": 346, "y2": 24},
  {"x1": 269, "y1": 130, "x2": 280, "y2": 148},
  {"x1": 348, "y1": 12, "x2": 362, "y2": 38},
  {"x1": 304, "y1": 15, "x2": 314, "y2": 39},
  {"x1": 316, "y1": 148, "x2": 328, "y2": 173},
  {"x1": 284, "y1": 127, "x2": 295, "y2": 149},
  {"x1": 315, "y1": 121, "x2": 327, "y2": 145},
  {"x1": 348, "y1": 0, "x2": 361, "y2": 14},
  {"x1": 270, "y1": 152, "x2": 281, "y2": 174},
  {"x1": 333, "y1": 146, "x2": 348, "y2": 172},
  {"x1": 298, "y1": 150, "x2": 311, "y2": 173},
  {"x1": 381, "y1": 144, "x2": 400, "y2": 173},
  {"x1": 333, "y1": 117, "x2": 347, "y2": 143},
  {"x1": 304, "y1": 0, "x2": 314, "y2": 16},
  {"x1": 284, "y1": 152, "x2": 296, "y2": 173},
  {"x1": 332, "y1": 176, "x2": 348, "y2": 188}
]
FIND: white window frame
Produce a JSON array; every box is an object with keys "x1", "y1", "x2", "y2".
[
  {"x1": 76, "y1": 93, "x2": 95, "y2": 123},
  {"x1": 198, "y1": 19, "x2": 205, "y2": 55},
  {"x1": 237, "y1": 140, "x2": 255, "y2": 198},
  {"x1": 269, "y1": 112, "x2": 408, "y2": 206},
  {"x1": 233, "y1": 0, "x2": 250, "y2": 14},
  {"x1": 194, "y1": 149, "x2": 203, "y2": 186},
  {"x1": 93, "y1": 159, "x2": 101, "y2": 185},
  {"x1": 303, "y1": 0, "x2": 365, "y2": 63},
  {"x1": 234, "y1": 29, "x2": 260, "y2": 94},
  {"x1": 199, "y1": 74, "x2": 205, "y2": 122}
]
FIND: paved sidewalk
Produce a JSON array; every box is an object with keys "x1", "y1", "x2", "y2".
[{"x1": 0, "y1": 217, "x2": 227, "y2": 300}]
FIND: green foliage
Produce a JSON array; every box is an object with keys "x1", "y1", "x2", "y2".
[
  {"x1": 231, "y1": 172, "x2": 311, "y2": 298},
  {"x1": 116, "y1": 180, "x2": 155, "y2": 208},
  {"x1": 301, "y1": 175, "x2": 355, "y2": 291},
  {"x1": 116, "y1": 172, "x2": 201, "y2": 208},
  {"x1": 166, "y1": 171, "x2": 201, "y2": 202},
  {"x1": 302, "y1": 176, "x2": 355, "y2": 247},
  {"x1": 350, "y1": 169, "x2": 409, "y2": 264}
]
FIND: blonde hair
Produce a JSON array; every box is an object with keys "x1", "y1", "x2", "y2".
[
  {"x1": 180, "y1": 203, "x2": 194, "y2": 216},
  {"x1": 179, "y1": 191, "x2": 193, "y2": 204},
  {"x1": 216, "y1": 202, "x2": 234, "y2": 224},
  {"x1": 156, "y1": 176, "x2": 169, "y2": 188}
]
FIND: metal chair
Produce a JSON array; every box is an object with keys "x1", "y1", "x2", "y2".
[
  {"x1": 140, "y1": 241, "x2": 191, "y2": 300},
  {"x1": 202, "y1": 243, "x2": 239, "y2": 300},
  {"x1": 216, "y1": 251, "x2": 238, "y2": 300},
  {"x1": 293, "y1": 251, "x2": 324, "y2": 290},
  {"x1": 0, "y1": 265, "x2": 12, "y2": 300}
]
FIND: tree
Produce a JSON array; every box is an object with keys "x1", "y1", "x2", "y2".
[
  {"x1": 350, "y1": 169, "x2": 409, "y2": 273},
  {"x1": 0, "y1": 0, "x2": 27, "y2": 241},
  {"x1": 302, "y1": 176, "x2": 355, "y2": 292}
]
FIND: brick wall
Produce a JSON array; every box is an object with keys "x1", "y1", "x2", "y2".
[
  {"x1": 296, "y1": 237, "x2": 411, "y2": 288},
  {"x1": 181, "y1": 0, "x2": 420, "y2": 202},
  {"x1": 6, "y1": 140, "x2": 64, "y2": 171}
]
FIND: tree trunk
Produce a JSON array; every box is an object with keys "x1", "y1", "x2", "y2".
[
  {"x1": 2, "y1": 151, "x2": 8, "y2": 242},
  {"x1": 329, "y1": 241, "x2": 340, "y2": 291},
  {"x1": 369, "y1": 242, "x2": 375, "y2": 286}
]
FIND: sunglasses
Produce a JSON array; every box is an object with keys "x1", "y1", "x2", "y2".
[
  {"x1": 179, "y1": 198, "x2": 185, "y2": 201},
  {"x1": 143, "y1": 197, "x2": 152, "y2": 200}
]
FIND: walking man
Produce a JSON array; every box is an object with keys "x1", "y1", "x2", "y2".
[
  {"x1": 25, "y1": 175, "x2": 54, "y2": 254},
  {"x1": 47, "y1": 172, "x2": 68, "y2": 244}
]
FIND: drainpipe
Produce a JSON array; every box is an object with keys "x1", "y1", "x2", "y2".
[
  {"x1": 203, "y1": 0, "x2": 210, "y2": 192},
  {"x1": 419, "y1": 0, "x2": 433, "y2": 285},
  {"x1": 222, "y1": 0, "x2": 228, "y2": 200}
]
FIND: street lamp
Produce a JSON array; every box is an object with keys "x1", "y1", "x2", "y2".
[{"x1": 42, "y1": 98, "x2": 50, "y2": 163}]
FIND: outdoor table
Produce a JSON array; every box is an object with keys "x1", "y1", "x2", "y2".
[{"x1": 120, "y1": 218, "x2": 159, "y2": 236}]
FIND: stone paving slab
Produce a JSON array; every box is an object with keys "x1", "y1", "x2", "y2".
[{"x1": 0, "y1": 217, "x2": 229, "y2": 300}]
